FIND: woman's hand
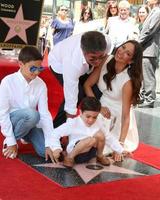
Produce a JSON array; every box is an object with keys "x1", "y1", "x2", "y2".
[
  {"x1": 112, "y1": 152, "x2": 124, "y2": 162},
  {"x1": 112, "y1": 150, "x2": 132, "y2": 162},
  {"x1": 122, "y1": 150, "x2": 132, "y2": 158},
  {"x1": 100, "y1": 106, "x2": 111, "y2": 118}
]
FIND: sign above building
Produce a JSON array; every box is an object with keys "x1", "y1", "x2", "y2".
[{"x1": 0, "y1": 0, "x2": 44, "y2": 49}]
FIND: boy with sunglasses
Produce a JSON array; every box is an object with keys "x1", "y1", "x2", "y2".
[{"x1": 0, "y1": 46, "x2": 55, "y2": 162}]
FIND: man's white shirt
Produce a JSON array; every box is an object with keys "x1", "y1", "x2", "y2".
[
  {"x1": 48, "y1": 33, "x2": 111, "y2": 115},
  {"x1": 106, "y1": 16, "x2": 137, "y2": 50}
]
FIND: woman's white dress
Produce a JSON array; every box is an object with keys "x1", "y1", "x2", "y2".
[{"x1": 98, "y1": 58, "x2": 139, "y2": 153}]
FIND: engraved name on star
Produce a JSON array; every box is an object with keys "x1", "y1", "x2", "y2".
[{"x1": 0, "y1": 5, "x2": 37, "y2": 43}]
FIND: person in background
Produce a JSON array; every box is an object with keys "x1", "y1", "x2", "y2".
[
  {"x1": 51, "y1": 97, "x2": 128, "y2": 168},
  {"x1": 106, "y1": 0, "x2": 118, "y2": 9},
  {"x1": 38, "y1": 22, "x2": 48, "y2": 54},
  {"x1": 138, "y1": 0, "x2": 160, "y2": 108},
  {"x1": 48, "y1": 31, "x2": 111, "y2": 128},
  {"x1": 73, "y1": 7, "x2": 94, "y2": 35},
  {"x1": 104, "y1": 1, "x2": 118, "y2": 28},
  {"x1": 84, "y1": 40, "x2": 143, "y2": 154},
  {"x1": 51, "y1": 5, "x2": 74, "y2": 46},
  {"x1": 0, "y1": 46, "x2": 55, "y2": 162},
  {"x1": 92, "y1": 0, "x2": 118, "y2": 34},
  {"x1": 80, "y1": 7, "x2": 93, "y2": 23},
  {"x1": 136, "y1": 5, "x2": 150, "y2": 32},
  {"x1": 106, "y1": 0, "x2": 138, "y2": 52}
]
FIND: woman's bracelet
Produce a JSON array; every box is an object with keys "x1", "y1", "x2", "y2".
[{"x1": 119, "y1": 141, "x2": 124, "y2": 146}]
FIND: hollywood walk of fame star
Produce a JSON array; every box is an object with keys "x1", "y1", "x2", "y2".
[
  {"x1": 0, "y1": 5, "x2": 37, "y2": 43},
  {"x1": 34, "y1": 160, "x2": 145, "y2": 184}
]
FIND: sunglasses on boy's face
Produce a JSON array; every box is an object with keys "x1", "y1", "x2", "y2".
[{"x1": 29, "y1": 66, "x2": 45, "y2": 73}]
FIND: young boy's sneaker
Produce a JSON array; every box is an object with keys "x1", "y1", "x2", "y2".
[
  {"x1": 63, "y1": 156, "x2": 74, "y2": 168},
  {"x1": 97, "y1": 155, "x2": 110, "y2": 166}
]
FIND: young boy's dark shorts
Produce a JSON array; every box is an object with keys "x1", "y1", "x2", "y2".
[{"x1": 74, "y1": 141, "x2": 97, "y2": 163}]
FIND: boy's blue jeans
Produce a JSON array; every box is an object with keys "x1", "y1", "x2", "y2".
[{"x1": 10, "y1": 108, "x2": 45, "y2": 157}]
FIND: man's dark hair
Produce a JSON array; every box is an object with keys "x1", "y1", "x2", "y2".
[
  {"x1": 81, "y1": 31, "x2": 107, "y2": 53},
  {"x1": 80, "y1": 96, "x2": 101, "y2": 112},
  {"x1": 18, "y1": 46, "x2": 43, "y2": 64}
]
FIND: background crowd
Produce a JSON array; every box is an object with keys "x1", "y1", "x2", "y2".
[{"x1": 40, "y1": 0, "x2": 160, "y2": 109}]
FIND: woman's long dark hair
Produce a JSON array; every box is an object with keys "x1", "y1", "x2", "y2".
[
  {"x1": 103, "y1": 40, "x2": 143, "y2": 106},
  {"x1": 80, "y1": 7, "x2": 93, "y2": 22},
  {"x1": 106, "y1": 2, "x2": 118, "y2": 18}
]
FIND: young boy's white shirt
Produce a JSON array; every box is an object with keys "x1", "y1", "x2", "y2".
[
  {"x1": 52, "y1": 114, "x2": 124, "y2": 154},
  {"x1": 0, "y1": 70, "x2": 54, "y2": 148}
]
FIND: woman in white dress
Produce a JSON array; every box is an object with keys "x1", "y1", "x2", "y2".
[{"x1": 84, "y1": 40, "x2": 143, "y2": 161}]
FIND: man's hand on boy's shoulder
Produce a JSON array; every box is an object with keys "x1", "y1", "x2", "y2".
[
  {"x1": 3, "y1": 144, "x2": 18, "y2": 159},
  {"x1": 100, "y1": 106, "x2": 111, "y2": 119}
]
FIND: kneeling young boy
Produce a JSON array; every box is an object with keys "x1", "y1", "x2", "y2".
[
  {"x1": 0, "y1": 46, "x2": 55, "y2": 161},
  {"x1": 52, "y1": 97, "x2": 125, "y2": 168}
]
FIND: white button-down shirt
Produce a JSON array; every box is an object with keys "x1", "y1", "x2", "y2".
[
  {"x1": 0, "y1": 71, "x2": 54, "y2": 147},
  {"x1": 48, "y1": 33, "x2": 111, "y2": 115},
  {"x1": 106, "y1": 16, "x2": 136, "y2": 50},
  {"x1": 52, "y1": 115, "x2": 124, "y2": 153}
]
